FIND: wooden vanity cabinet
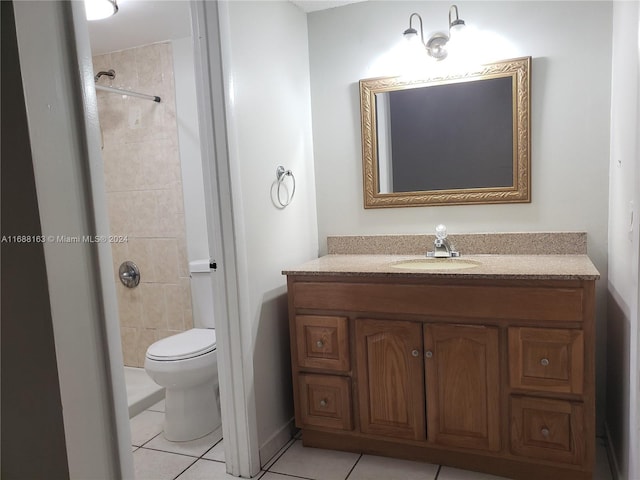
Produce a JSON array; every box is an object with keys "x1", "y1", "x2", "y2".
[{"x1": 286, "y1": 275, "x2": 596, "y2": 480}]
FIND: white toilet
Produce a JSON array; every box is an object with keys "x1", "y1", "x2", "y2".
[{"x1": 144, "y1": 259, "x2": 221, "y2": 442}]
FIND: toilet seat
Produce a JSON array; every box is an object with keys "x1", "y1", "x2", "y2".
[{"x1": 146, "y1": 328, "x2": 216, "y2": 361}]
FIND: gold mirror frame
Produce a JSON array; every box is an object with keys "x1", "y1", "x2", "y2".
[{"x1": 360, "y1": 56, "x2": 531, "y2": 208}]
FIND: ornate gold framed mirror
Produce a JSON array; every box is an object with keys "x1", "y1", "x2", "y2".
[{"x1": 360, "y1": 56, "x2": 531, "y2": 208}]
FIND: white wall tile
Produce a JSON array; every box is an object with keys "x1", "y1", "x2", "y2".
[{"x1": 94, "y1": 39, "x2": 194, "y2": 368}]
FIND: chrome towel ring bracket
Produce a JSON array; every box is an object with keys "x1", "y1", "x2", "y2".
[{"x1": 274, "y1": 165, "x2": 296, "y2": 208}]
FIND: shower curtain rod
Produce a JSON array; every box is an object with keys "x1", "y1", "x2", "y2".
[{"x1": 95, "y1": 84, "x2": 161, "y2": 103}]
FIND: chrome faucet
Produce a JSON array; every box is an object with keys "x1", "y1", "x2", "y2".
[{"x1": 427, "y1": 224, "x2": 460, "y2": 258}]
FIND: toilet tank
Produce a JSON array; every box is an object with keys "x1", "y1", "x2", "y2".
[{"x1": 189, "y1": 259, "x2": 215, "y2": 329}]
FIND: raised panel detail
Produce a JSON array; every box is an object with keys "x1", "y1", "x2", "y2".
[
  {"x1": 509, "y1": 327, "x2": 584, "y2": 394},
  {"x1": 511, "y1": 396, "x2": 585, "y2": 464},
  {"x1": 424, "y1": 324, "x2": 501, "y2": 451},
  {"x1": 356, "y1": 319, "x2": 425, "y2": 440},
  {"x1": 299, "y1": 374, "x2": 352, "y2": 431},
  {"x1": 296, "y1": 315, "x2": 349, "y2": 372}
]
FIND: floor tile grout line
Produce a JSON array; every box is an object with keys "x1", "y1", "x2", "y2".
[
  {"x1": 264, "y1": 436, "x2": 299, "y2": 472},
  {"x1": 136, "y1": 444, "x2": 216, "y2": 459},
  {"x1": 264, "y1": 471, "x2": 317, "y2": 480},
  {"x1": 134, "y1": 430, "x2": 164, "y2": 449},
  {"x1": 171, "y1": 456, "x2": 200, "y2": 480},
  {"x1": 343, "y1": 453, "x2": 363, "y2": 480},
  {"x1": 199, "y1": 436, "x2": 224, "y2": 460}
]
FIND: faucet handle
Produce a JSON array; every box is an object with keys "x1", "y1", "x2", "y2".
[
  {"x1": 428, "y1": 224, "x2": 461, "y2": 258},
  {"x1": 435, "y1": 224, "x2": 448, "y2": 240}
]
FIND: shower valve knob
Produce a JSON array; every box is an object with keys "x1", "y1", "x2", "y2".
[{"x1": 119, "y1": 261, "x2": 140, "y2": 288}]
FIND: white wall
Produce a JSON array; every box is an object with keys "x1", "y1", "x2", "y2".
[
  {"x1": 224, "y1": 0, "x2": 319, "y2": 461},
  {"x1": 308, "y1": 0, "x2": 611, "y2": 250},
  {"x1": 607, "y1": 2, "x2": 640, "y2": 479},
  {"x1": 173, "y1": 36, "x2": 211, "y2": 263},
  {"x1": 308, "y1": 0, "x2": 612, "y2": 428}
]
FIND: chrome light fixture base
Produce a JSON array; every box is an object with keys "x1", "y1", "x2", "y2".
[
  {"x1": 402, "y1": 5, "x2": 466, "y2": 61},
  {"x1": 426, "y1": 32, "x2": 449, "y2": 60}
]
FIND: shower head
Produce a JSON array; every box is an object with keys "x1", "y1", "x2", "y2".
[{"x1": 94, "y1": 69, "x2": 116, "y2": 83}]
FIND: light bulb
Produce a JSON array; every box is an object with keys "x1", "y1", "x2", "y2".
[
  {"x1": 449, "y1": 22, "x2": 465, "y2": 39},
  {"x1": 403, "y1": 28, "x2": 420, "y2": 44},
  {"x1": 85, "y1": 0, "x2": 118, "y2": 21}
]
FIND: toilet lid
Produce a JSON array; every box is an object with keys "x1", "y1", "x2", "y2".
[{"x1": 146, "y1": 328, "x2": 216, "y2": 361}]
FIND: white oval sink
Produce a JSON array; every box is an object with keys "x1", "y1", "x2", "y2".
[{"x1": 391, "y1": 258, "x2": 481, "y2": 271}]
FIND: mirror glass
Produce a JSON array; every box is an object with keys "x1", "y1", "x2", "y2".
[{"x1": 360, "y1": 57, "x2": 531, "y2": 208}]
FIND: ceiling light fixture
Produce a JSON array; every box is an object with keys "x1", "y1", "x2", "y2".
[
  {"x1": 403, "y1": 5, "x2": 466, "y2": 61},
  {"x1": 85, "y1": 0, "x2": 118, "y2": 21}
]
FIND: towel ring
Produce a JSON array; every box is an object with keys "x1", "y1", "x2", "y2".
[{"x1": 276, "y1": 166, "x2": 296, "y2": 207}]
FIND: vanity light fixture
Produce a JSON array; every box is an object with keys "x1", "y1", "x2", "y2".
[
  {"x1": 85, "y1": 0, "x2": 118, "y2": 21},
  {"x1": 403, "y1": 5, "x2": 466, "y2": 60}
]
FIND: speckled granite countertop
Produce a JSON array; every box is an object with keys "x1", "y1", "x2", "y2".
[
  {"x1": 282, "y1": 254, "x2": 600, "y2": 280},
  {"x1": 326, "y1": 232, "x2": 588, "y2": 255}
]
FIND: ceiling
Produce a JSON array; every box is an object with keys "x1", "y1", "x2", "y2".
[
  {"x1": 87, "y1": 0, "x2": 366, "y2": 55},
  {"x1": 290, "y1": 0, "x2": 366, "y2": 13},
  {"x1": 88, "y1": 0, "x2": 191, "y2": 55}
]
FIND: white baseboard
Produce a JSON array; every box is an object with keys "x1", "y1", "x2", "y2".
[
  {"x1": 259, "y1": 417, "x2": 296, "y2": 468},
  {"x1": 604, "y1": 422, "x2": 622, "y2": 480}
]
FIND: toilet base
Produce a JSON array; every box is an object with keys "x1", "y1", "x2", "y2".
[{"x1": 163, "y1": 380, "x2": 221, "y2": 442}]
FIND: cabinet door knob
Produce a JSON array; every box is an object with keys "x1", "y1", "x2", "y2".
[
  {"x1": 425, "y1": 351, "x2": 433, "y2": 359},
  {"x1": 541, "y1": 427, "x2": 550, "y2": 438},
  {"x1": 411, "y1": 349, "x2": 420, "y2": 357},
  {"x1": 316, "y1": 340, "x2": 324, "y2": 348},
  {"x1": 319, "y1": 399, "x2": 328, "y2": 407},
  {"x1": 540, "y1": 358, "x2": 550, "y2": 366}
]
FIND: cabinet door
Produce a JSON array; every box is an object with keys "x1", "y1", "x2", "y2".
[
  {"x1": 356, "y1": 319, "x2": 425, "y2": 440},
  {"x1": 424, "y1": 324, "x2": 501, "y2": 451}
]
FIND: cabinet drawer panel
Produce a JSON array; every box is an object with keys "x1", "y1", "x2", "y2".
[
  {"x1": 299, "y1": 374, "x2": 353, "y2": 431},
  {"x1": 511, "y1": 396, "x2": 585, "y2": 464},
  {"x1": 509, "y1": 327, "x2": 584, "y2": 394},
  {"x1": 294, "y1": 282, "x2": 584, "y2": 322},
  {"x1": 296, "y1": 315, "x2": 349, "y2": 372}
]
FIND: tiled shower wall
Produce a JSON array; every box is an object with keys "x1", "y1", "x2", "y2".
[{"x1": 93, "y1": 42, "x2": 194, "y2": 367}]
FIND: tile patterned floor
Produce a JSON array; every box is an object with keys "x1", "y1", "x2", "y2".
[{"x1": 131, "y1": 401, "x2": 614, "y2": 480}]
